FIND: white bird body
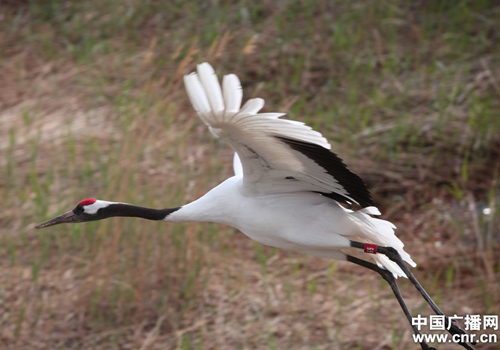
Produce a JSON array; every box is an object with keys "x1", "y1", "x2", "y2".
[
  {"x1": 169, "y1": 176, "x2": 352, "y2": 249},
  {"x1": 168, "y1": 174, "x2": 410, "y2": 275}
]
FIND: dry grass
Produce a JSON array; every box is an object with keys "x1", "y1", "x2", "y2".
[{"x1": 1, "y1": 1, "x2": 499, "y2": 349}]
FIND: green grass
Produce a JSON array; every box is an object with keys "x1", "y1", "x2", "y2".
[{"x1": 1, "y1": 0, "x2": 500, "y2": 349}]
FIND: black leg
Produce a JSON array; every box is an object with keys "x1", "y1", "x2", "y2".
[
  {"x1": 350, "y1": 241, "x2": 476, "y2": 350},
  {"x1": 346, "y1": 255, "x2": 436, "y2": 350}
]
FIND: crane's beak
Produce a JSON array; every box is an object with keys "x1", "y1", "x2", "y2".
[{"x1": 35, "y1": 210, "x2": 79, "y2": 229}]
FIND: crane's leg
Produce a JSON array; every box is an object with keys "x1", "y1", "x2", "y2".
[
  {"x1": 350, "y1": 241, "x2": 475, "y2": 350},
  {"x1": 346, "y1": 255, "x2": 436, "y2": 350}
]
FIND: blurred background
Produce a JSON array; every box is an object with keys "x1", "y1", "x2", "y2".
[{"x1": 1, "y1": 1, "x2": 499, "y2": 349}]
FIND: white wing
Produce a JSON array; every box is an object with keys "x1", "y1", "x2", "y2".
[{"x1": 184, "y1": 63, "x2": 374, "y2": 207}]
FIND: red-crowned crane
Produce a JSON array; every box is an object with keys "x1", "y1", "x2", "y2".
[{"x1": 36, "y1": 63, "x2": 474, "y2": 350}]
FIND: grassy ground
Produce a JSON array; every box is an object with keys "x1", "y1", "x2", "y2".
[{"x1": 1, "y1": 1, "x2": 499, "y2": 349}]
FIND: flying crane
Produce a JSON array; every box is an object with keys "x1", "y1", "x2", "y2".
[{"x1": 36, "y1": 63, "x2": 474, "y2": 350}]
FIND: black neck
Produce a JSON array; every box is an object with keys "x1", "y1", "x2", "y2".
[{"x1": 97, "y1": 204, "x2": 181, "y2": 221}]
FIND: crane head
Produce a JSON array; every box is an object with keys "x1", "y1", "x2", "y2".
[{"x1": 35, "y1": 198, "x2": 105, "y2": 229}]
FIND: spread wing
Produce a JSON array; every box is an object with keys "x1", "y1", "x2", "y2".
[{"x1": 184, "y1": 63, "x2": 374, "y2": 208}]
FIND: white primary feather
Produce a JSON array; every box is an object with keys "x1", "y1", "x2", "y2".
[
  {"x1": 222, "y1": 74, "x2": 242, "y2": 116},
  {"x1": 239, "y1": 98, "x2": 265, "y2": 116},
  {"x1": 183, "y1": 74, "x2": 211, "y2": 125},
  {"x1": 197, "y1": 63, "x2": 225, "y2": 114}
]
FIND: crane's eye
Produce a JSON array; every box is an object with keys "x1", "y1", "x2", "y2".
[{"x1": 73, "y1": 205, "x2": 84, "y2": 215}]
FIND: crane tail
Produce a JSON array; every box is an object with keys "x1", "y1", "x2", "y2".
[
  {"x1": 348, "y1": 209, "x2": 416, "y2": 278},
  {"x1": 372, "y1": 254, "x2": 406, "y2": 278}
]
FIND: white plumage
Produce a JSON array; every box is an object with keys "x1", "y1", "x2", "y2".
[{"x1": 180, "y1": 63, "x2": 415, "y2": 277}]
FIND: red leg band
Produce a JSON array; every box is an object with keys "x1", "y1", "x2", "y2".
[{"x1": 364, "y1": 243, "x2": 378, "y2": 254}]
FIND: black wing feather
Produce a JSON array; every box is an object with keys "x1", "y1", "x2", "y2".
[{"x1": 276, "y1": 136, "x2": 374, "y2": 208}]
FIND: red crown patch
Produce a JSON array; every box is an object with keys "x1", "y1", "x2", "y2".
[{"x1": 78, "y1": 198, "x2": 97, "y2": 207}]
